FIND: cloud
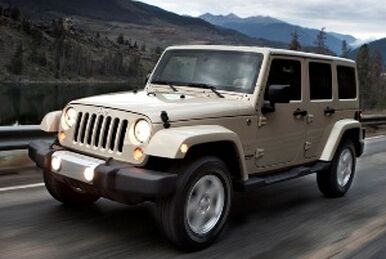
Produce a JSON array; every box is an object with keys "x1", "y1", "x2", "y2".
[{"x1": 139, "y1": 0, "x2": 386, "y2": 39}]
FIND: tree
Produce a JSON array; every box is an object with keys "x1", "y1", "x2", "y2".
[
  {"x1": 314, "y1": 27, "x2": 328, "y2": 54},
  {"x1": 22, "y1": 18, "x2": 31, "y2": 34},
  {"x1": 117, "y1": 34, "x2": 124, "y2": 45},
  {"x1": 341, "y1": 40, "x2": 351, "y2": 58},
  {"x1": 96, "y1": 32, "x2": 100, "y2": 39},
  {"x1": 155, "y1": 46, "x2": 163, "y2": 55},
  {"x1": 356, "y1": 44, "x2": 371, "y2": 109},
  {"x1": 289, "y1": 31, "x2": 301, "y2": 50},
  {"x1": 141, "y1": 43, "x2": 146, "y2": 52},
  {"x1": 8, "y1": 43, "x2": 24, "y2": 75},
  {"x1": 0, "y1": 6, "x2": 3, "y2": 16},
  {"x1": 10, "y1": 7, "x2": 21, "y2": 21}
]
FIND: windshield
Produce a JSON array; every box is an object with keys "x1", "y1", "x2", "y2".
[{"x1": 151, "y1": 49, "x2": 264, "y2": 94}]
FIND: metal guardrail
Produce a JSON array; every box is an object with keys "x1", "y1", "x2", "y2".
[
  {"x1": 0, "y1": 114, "x2": 385, "y2": 151},
  {"x1": 361, "y1": 114, "x2": 386, "y2": 126},
  {"x1": 0, "y1": 125, "x2": 54, "y2": 151}
]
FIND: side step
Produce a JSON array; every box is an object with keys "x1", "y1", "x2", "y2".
[{"x1": 236, "y1": 162, "x2": 330, "y2": 192}]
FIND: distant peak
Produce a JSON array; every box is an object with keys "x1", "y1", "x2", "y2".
[{"x1": 226, "y1": 13, "x2": 239, "y2": 18}]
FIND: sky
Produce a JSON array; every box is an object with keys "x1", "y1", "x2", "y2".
[{"x1": 139, "y1": 0, "x2": 386, "y2": 40}]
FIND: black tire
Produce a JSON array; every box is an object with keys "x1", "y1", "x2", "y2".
[
  {"x1": 157, "y1": 157, "x2": 233, "y2": 251},
  {"x1": 317, "y1": 139, "x2": 356, "y2": 198},
  {"x1": 43, "y1": 171, "x2": 100, "y2": 206}
]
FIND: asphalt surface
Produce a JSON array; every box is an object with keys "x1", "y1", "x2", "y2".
[{"x1": 1, "y1": 137, "x2": 386, "y2": 259}]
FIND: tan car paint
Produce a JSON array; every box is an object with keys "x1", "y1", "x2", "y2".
[{"x1": 40, "y1": 46, "x2": 361, "y2": 180}]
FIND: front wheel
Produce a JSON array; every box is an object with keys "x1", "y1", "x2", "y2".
[
  {"x1": 157, "y1": 157, "x2": 232, "y2": 251},
  {"x1": 317, "y1": 140, "x2": 356, "y2": 198}
]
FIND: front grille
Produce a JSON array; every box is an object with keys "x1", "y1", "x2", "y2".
[{"x1": 73, "y1": 112, "x2": 128, "y2": 153}]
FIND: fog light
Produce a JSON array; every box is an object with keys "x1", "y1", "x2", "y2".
[
  {"x1": 133, "y1": 147, "x2": 144, "y2": 161},
  {"x1": 51, "y1": 156, "x2": 62, "y2": 171},
  {"x1": 84, "y1": 167, "x2": 95, "y2": 182}
]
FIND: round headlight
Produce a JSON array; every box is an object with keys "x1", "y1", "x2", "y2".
[
  {"x1": 134, "y1": 119, "x2": 151, "y2": 143},
  {"x1": 63, "y1": 107, "x2": 77, "y2": 129}
]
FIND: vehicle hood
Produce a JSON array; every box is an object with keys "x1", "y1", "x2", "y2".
[{"x1": 71, "y1": 91, "x2": 255, "y2": 123}]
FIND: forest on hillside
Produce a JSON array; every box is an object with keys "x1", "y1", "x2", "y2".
[
  {"x1": 0, "y1": 6, "x2": 160, "y2": 83},
  {"x1": 0, "y1": 6, "x2": 385, "y2": 111}
]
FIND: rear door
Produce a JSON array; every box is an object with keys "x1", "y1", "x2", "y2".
[{"x1": 304, "y1": 60, "x2": 337, "y2": 160}]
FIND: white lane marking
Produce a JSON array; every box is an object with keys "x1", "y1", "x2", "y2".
[
  {"x1": 0, "y1": 183, "x2": 44, "y2": 192},
  {"x1": 366, "y1": 135, "x2": 385, "y2": 141}
]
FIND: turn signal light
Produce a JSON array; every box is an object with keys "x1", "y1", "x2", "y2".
[
  {"x1": 59, "y1": 131, "x2": 66, "y2": 142},
  {"x1": 133, "y1": 147, "x2": 144, "y2": 161}
]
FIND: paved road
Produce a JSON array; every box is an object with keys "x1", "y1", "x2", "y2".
[{"x1": 1, "y1": 138, "x2": 386, "y2": 259}]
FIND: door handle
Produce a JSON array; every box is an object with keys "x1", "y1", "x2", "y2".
[
  {"x1": 293, "y1": 108, "x2": 308, "y2": 117},
  {"x1": 324, "y1": 107, "x2": 336, "y2": 116}
]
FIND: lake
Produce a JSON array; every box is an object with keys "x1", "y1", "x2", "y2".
[{"x1": 0, "y1": 83, "x2": 138, "y2": 126}]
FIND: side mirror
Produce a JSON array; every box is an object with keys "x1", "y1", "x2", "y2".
[
  {"x1": 266, "y1": 84, "x2": 291, "y2": 104},
  {"x1": 262, "y1": 84, "x2": 291, "y2": 114},
  {"x1": 144, "y1": 73, "x2": 151, "y2": 84}
]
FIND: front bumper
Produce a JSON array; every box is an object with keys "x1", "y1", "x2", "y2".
[{"x1": 28, "y1": 141, "x2": 177, "y2": 200}]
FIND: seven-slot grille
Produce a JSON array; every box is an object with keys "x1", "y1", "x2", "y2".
[{"x1": 73, "y1": 112, "x2": 128, "y2": 153}]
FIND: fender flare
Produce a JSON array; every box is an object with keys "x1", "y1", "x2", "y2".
[
  {"x1": 145, "y1": 125, "x2": 247, "y2": 179},
  {"x1": 319, "y1": 119, "x2": 362, "y2": 161},
  {"x1": 40, "y1": 111, "x2": 62, "y2": 132}
]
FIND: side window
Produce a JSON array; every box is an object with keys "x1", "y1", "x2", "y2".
[
  {"x1": 337, "y1": 66, "x2": 357, "y2": 99},
  {"x1": 266, "y1": 59, "x2": 301, "y2": 101},
  {"x1": 309, "y1": 62, "x2": 332, "y2": 100}
]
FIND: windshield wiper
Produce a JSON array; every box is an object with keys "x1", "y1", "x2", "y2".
[
  {"x1": 185, "y1": 83, "x2": 224, "y2": 98},
  {"x1": 151, "y1": 80, "x2": 178, "y2": 92}
]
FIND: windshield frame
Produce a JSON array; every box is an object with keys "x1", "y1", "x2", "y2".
[{"x1": 150, "y1": 49, "x2": 264, "y2": 95}]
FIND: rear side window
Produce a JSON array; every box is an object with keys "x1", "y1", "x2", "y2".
[
  {"x1": 309, "y1": 62, "x2": 332, "y2": 100},
  {"x1": 337, "y1": 66, "x2": 357, "y2": 99},
  {"x1": 266, "y1": 59, "x2": 301, "y2": 101}
]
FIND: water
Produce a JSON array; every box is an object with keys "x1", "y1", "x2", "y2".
[{"x1": 0, "y1": 83, "x2": 138, "y2": 126}]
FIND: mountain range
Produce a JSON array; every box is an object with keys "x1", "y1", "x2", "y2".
[
  {"x1": 199, "y1": 13, "x2": 357, "y2": 54},
  {"x1": 1, "y1": 0, "x2": 385, "y2": 64},
  {"x1": 0, "y1": 0, "x2": 285, "y2": 49}
]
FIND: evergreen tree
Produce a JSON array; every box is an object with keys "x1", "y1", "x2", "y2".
[
  {"x1": 141, "y1": 43, "x2": 146, "y2": 52},
  {"x1": 341, "y1": 40, "x2": 351, "y2": 58},
  {"x1": 8, "y1": 43, "x2": 24, "y2": 75},
  {"x1": 356, "y1": 44, "x2": 371, "y2": 109},
  {"x1": 117, "y1": 34, "x2": 124, "y2": 45},
  {"x1": 10, "y1": 7, "x2": 21, "y2": 21},
  {"x1": 289, "y1": 31, "x2": 301, "y2": 50},
  {"x1": 0, "y1": 6, "x2": 3, "y2": 16},
  {"x1": 22, "y1": 18, "x2": 31, "y2": 34},
  {"x1": 314, "y1": 27, "x2": 328, "y2": 54}
]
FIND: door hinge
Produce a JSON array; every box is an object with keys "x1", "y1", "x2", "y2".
[
  {"x1": 255, "y1": 148, "x2": 265, "y2": 159},
  {"x1": 304, "y1": 141, "x2": 312, "y2": 151},
  {"x1": 258, "y1": 116, "x2": 267, "y2": 128}
]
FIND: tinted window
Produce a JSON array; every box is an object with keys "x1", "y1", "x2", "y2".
[
  {"x1": 309, "y1": 62, "x2": 332, "y2": 100},
  {"x1": 337, "y1": 66, "x2": 357, "y2": 99},
  {"x1": 266, "y1": 59, "x2": 301, "y2": 100}
]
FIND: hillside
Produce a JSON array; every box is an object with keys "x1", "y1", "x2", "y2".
[
  {"x1": 350, "y1": 38, "x2": 386, "y2": 65},
  {"x1": 199, "y1": 13, "x2": 357, "y2": 54},
  {"x1": 0, "y1": 0, "x2": 285, "y2": 50}
]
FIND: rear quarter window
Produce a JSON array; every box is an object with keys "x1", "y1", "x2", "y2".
[{"x1": 337, "y1": 66, "x2": 357, "y2": 99}]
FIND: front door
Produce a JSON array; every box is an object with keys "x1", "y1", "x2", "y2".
[{"x1": 254, "y1": 57, "x2": 308, "y2": 172}]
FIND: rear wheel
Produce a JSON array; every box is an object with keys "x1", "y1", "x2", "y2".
[
  {"x1": 43, "y1": 171, "x2": 100, "y2": 206},
  {"x1": 317, "y1": 140, "x2": 356, "y2": 198},
  {"x1": 157, "y1": 157, "x2": 232, "y2": 251}
]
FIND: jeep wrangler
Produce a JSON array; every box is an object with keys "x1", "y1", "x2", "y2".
[{"x1": 29, "y1": 46, "x2": 364, "y2": 250}]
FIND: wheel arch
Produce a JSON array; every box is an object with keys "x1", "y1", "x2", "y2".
[
  {"x1": 320, "y1": 119, "x2": 363, "y2": 161},
  {"x1": 144, "y1": 125, "x2": 247, "y2": 181}
]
